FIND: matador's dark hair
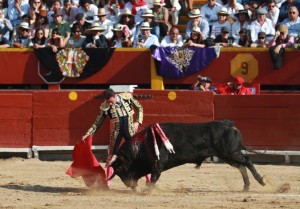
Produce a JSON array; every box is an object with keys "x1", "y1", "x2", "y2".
[{"x1": 103, "y1": 89, "x2": 115, "y2": 99}]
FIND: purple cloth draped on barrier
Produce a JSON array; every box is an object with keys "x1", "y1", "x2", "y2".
[{"x1": 152, "y1": 46, "x2": 217, "y2": 79}]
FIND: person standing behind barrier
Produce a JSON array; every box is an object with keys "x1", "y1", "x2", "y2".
[
  {"x1": 82, "y1": 88, "x2": 144, "y2": 187},
  {"x1": 218, "y1": 76, "x2": 252, "y2": 95},
  {"x1": 191, "y1": 75, "x2": 217, "y2": 93},
  {"x1": 185, "y1": 8, "x2": 209, "y2": 40},
  {"x1": 268, "y1": 25, "x2": 294, "y2": 69}
]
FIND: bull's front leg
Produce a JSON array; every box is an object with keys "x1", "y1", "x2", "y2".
[{"x1": 238, "y1": 165, "x2": 250, "y2": 191}]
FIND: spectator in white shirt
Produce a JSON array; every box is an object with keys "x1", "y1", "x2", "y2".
[
  {"x1": 225, "y1": 0, "x2": 244, "y2": 20},
  {"x1": 250, "y1": 8, "x2": 275, "y2": 43},
  {"x1": 96, "y1": 8, "x2": 113, "y2": 40},
  {"x1": 211, "y1": 7, "x2": 232, "y2": 39},
  {"x1": 264, "y1": 0, "x2": 279, "y2": 26},
  {"x1": 280, "y1": 6, "x2": 300, "y2": 38},
  {"x1": 200, "y1": 0, "x2": 223, "y2": 27},
  {"x1": 185, "y1": 8, "x2": 209, "y2": 39},
  {"x1": 161, "y1": 26, "x2": 183, "y2": 47},
  {"x1": 231, "y1": 9, "x2": 251, "y2": 40},
  {"x1": 134, "y1": 21, "x2": 159, "y2": 48},
  {"x1": 78, "y1": 0, "x2": 98, "y2": 23}
]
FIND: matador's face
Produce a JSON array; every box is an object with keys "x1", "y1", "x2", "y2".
[{"x1": 106, "y1": 96, "x2": 116, "y2": 105}]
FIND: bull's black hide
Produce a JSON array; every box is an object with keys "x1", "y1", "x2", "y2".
[{"x1": 111, "y1": 120, "x2": 266, "y2": 191}]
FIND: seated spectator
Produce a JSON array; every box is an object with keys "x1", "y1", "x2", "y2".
[
  {"x1": 49, "y1": 10, "x2": 71, "y2": 47},
  {"x1": 278, "y1": 0, "x2": 300, "y2": 23},
  {"x1": 280, "y1": 6, "x2": 300, "y2": 38},
  {"x1": 29, "y1": 27, "x2": 47, "y2": 48},
  {"x1": 77, "y1": 0, "x2": 99, "y2": 23},
  {"x1": 72, "y1": 13, "x2": 92, "y2": 36},
  {"x1": 61, "y1": 0, "x2": 78, "y2": 25},
  {"x1": 137, "y1": 9, "x2": 160, "y2": 39},
  {"x1": 109, "y1": 23, "x2": 133, "y2": 48},
  {"x1": 152, "y1": 0, "x2": 172, "y2": 37},
  {"x1": 184, "y1": 26, "x2": 206, "y2": 48},
  {"x1": 118, "y1": 9, "x2": 137, "y2": 42},
  {"x1": 217, "y1": 76, "x2": 252, "y2": 95},
  {"x1": 28, "y1": 0, "x2": 47, "y2": 23},
  {"x1": 47, "y1": 0, "x2": 62, "y2": 24},
  {"x1": 0, "y1": 0, "x2": 8, "y2": 18},
  {"x1": 160, "y1": 26, "x2": 183, "y2": 47},
  {"x1": 200, "y1": 0, "x2": 223, "y2": 29},
  {"x1": 155, "y1": 0, "x2": 181, "y2": 26},
  {"x1": 124, "y1": 0, "x2": 149, "y2": 25},
  {"x1": 249, "y1": 1, "x2": 259, "y2": 22},
  {"x1": 7, "y1": 0, "x2": 30, "y2": 27},
  {"x1": 264, "y1": 0, "x2": 279, "y2": 27},
  {"x1": 214, "y1": 26, "x2": 234, "y2": 47},
  {"x1": 133, "y1": 21, "x2": 159, "y2": 48},
  {"x1": 12, "y1": 21, "x2": 31, "y2": 48},
  {"x1": 250, "y1": 31, "x2": 268, "y2": 47},
  {"x1": 268, "y1": 25, "x2": 294, "y2": 69},
  {"x1": 232, "y1": 28, "x2": 251, "y2": 47},
  {"x1": 231, "y1": 9, "x2": 251, "y2": 40},
  {"x1": 103, "y1": 0, "x2": 122, "y2": 24},
  {"x1": 185, "y1": 8, "x2": 209, "y2": 40},
  {"x1": 249, "y1": 8, "x2": 275, "y2": 43},
  {"x1": 0, "y1": 29, "x2": 10, "y2": 48},
  {"x1": 211, "y1": 7, "x2": 232, "y2": 39},
  {"x1": 224, "y1": 0, "x2": 244, "y2": 20},
  {"x1": 191, "y1": 75, "x2": 217, "y2": 93},
  {"x1": 66, "y1": 24, "x2": 86, "y2": 48},
  {"x1": 95, "y1": 8, "x2": 113, "y2": 40},
  {"x1": 46, "y1": 27, "x2": 64, "y2": 52},
  {"x1": 0, "y1": 9, "x2": 13, "y2": 41},
  {"x1": 30, "y1": 10, "x2": 49, "y2": 38},
  {"x1": 84, "y1": 22, "x2": 108, "y2": 48}
]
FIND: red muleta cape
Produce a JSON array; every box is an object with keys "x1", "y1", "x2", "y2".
[{"x1": 66, "y1": 136, "x2": 107, "y2": 189}]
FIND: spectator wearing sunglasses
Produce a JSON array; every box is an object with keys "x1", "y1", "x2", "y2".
[
  {"x1": 250, "y1": 31, "x2": 268, "y2": 48},
  {"x1": 280, "y1": 6, "x2": 300, "y2": 38},
  {"x1": 12, "y1": 21, "x2": 31, "y2": 48},
  {"x1": 263, "y1": 0, "x2": 279, "y2": 26},
  {"x1": 278, "y1": 0, "x2": 300, "y2": 23},
  {"x1": 30, "y1": 27, "x2": 47, "y2": 48},
  {"x1": 66, "y1": 24, "x2": 86, "y2": 48},
  {"x1": 211, "y1": 7, "x2": 232, "y2": 39}
]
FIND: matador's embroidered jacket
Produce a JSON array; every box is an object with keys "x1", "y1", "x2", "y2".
[{"x1": 85, "y1": 92, "x2": 143, "y2": 159}]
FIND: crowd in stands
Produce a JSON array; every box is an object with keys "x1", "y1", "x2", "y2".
[{"x1": 0, "y1": 0, "x2": 300, "y2": 56}]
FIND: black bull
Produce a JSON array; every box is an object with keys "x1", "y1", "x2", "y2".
[{"x1": 110, "y1": 120, "x2": 266, "y2": 191}]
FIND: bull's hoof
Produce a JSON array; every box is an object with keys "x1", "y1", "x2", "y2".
[
  {"x1": 242, "y1": 185, "x2": 250, "y2": 192},
  {"x1": 259, "y1": 176, "x2": 266, "y2": 186}
]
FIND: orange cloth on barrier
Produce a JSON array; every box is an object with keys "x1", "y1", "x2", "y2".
[{"x1": 66, "y1": 136, "x2": 107, "y2": 189}]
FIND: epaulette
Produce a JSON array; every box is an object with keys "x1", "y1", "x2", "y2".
[
  {"x1": 119, "y1": 92, "x2": 132, "y2": 100},
  {"x1": 100, "y1": 102, "x2": 110, "y2": 112}
]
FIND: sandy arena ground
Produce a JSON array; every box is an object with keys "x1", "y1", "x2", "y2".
[{"x1": 0, "y1": 158, "x2": 299, "y2": 209}]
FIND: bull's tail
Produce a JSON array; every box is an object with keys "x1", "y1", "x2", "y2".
[{"x1": 242, "y1": 145, "x2": 267, "y2": 155}]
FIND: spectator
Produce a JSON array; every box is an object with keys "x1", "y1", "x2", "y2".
[
  {"x1": 124, "y1": 0, "x2": 149, "y2": 24},
  {"x1": 278, "y1": 0, "x2": 300, "y2": 23},
  {"x1": 84, "y1": 22, "x2": 108, "y2": 48},
  {"x1": 185, "y1": 8, "x2": 209, "y2": 39},
  {"x1": 103, "y1": 0, "x2": 122, "y2": 24},
  {"x1": 250, "y1": 31, "x2": 268, "y2": 47},
  {"x1": 160, "y1": 26, "x2": 183, "y2": 47},
  {"x1": 191, "y1": 75, "x2": 217, "y2": 93},
  {"x1": 46, "y1": 27, "x2": 64, "y2": 52},
  {"x1": 0, "y1": 29, "x2": 10, "y2": 48},
  {"x1": 72, "y1": 13, "x2": 91, "y2": 36},
  {"x1": 30, "y1": 9, "x2": 49, "y2": 38},
  {"x1": 49, "y1": 10, "x2": 71, "y2": 46},
  {"x1": 211, "y1": 7, "x2": 232, "y2": 39},
  {"x1": 109, "y1": 23, "x2": 133, "y2": 47},
  {"x1": 28, "y1": 0, "x2": 47, "y2": 23},
  {"x1": 134, "y1": 21, "x2": 159, "y2": 48},
  {"x1": 156, "y1": 0, "x2": 180, "y2": 26},
  {"x1": 118, "y1": 8, "x2": 136, "y2": 42},
  {"x1": 12, "y1": 21, "x2": 31, "y2": 47},
  {"x1": 61, "y1": 0, "x2": 78, "y2": 25},
  {"x1": 268, "y1": 25, "x2": 294, "y2": 69},
  {"x1": 214, "y1": 26, "x2": 234, "y2": 47},
  {"x1": 249, "y1": 8, "x2": 275, "y2": 43},
  {"x1": 225, "y1": 0, "x2": 244, "y2": 20},
  {"x1": 0, "y1": 0, "x2": 8, "y2": 18},
  {"x1": 232, "y1": 28, "x2": 251, "y2": 47},
  {"x1": 218, "y1": 76, "x2": 252, "y2": 95},
  {"x1": 185, "y1": 26, "x2": 206, "y2": 48},
  {"x1": 152, "y1": 0, "x2": 171, "y2": 38},
  {"x1": 264, "y1": 0, "x2": 279, "y2": 26},
  {"x1": 280, "y1": 6, "x2": 300, "y2": 37},
  {"x1": 201, "y1": 0, "x2": 223, "y2": 29},
  {"x1": 78, "y1": 0, "x2": 99, "y2": 22},
  {"x1": 231, "y1": 9, "x2": 251, "y2": 40},
  {"x1": 47, "y1": 0, "x2": 62, "y2": 24},
  {"x1": 137, "y1": 9, "x2": 160, "y2": 39},
  {"x1": 0, "y1": 9, "x2": 13, "y2": 40},
  {"x1": 29, "y1": 27, "x2": 46, "y2": 48},
  {"x1": 7, "y1": 0, "x2": 30, "y2": 27},
  {"x1": 249, "y1": 0, "x2": 259, "y2": 22},
  {"x1": 66, "y1": 23, "x2": 86, "y2": 48},
  {"x1": 96, "y1": 8, "x2": 113, "y2": 40}
]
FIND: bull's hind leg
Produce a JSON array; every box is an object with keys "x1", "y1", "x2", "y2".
[
  {"x1": 244, "y1": 157, "x2": 266, "y2": 186},
  {"x1": 238, "y1": 165, "x2": 250, "y2": 191}
]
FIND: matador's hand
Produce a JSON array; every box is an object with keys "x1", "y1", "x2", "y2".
[{"x1": 133, "y1": 122, "x2": 139, "y2": 133}]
